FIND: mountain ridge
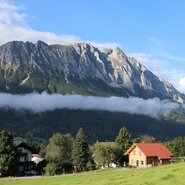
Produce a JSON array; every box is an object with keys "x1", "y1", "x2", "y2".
[
  {"x1": 0, "y1": 40, "x2": 184, "y2": 103},
  {"x1": 1, "y1": 40, "x2": 185, "y2": 142}
]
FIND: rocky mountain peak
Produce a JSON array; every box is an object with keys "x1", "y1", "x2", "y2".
[
  {"x1": 71, "y1": 42, "x2": 98, "y2": 54},
  {"x1": 102, "y1": 47, "x2": 127, "y2": 59},
  {"x1": 0, "y1": 41, "x2": 184, "y2": 103},
  {"x1": 36, "y1": 40, "x2": 49, "y2": 47}
]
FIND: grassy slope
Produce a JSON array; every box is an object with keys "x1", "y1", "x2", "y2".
[{"x1": 1, "y1": 163, "x2": 185, "y2": 185}]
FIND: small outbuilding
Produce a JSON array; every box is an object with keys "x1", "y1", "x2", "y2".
[{"x1": 125, "y1": 143, "x2": 173, "y2": 168}]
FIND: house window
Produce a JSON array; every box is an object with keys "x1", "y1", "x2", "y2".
[
  {"x1": 19, "y1": 166, "x2": 24, "y2": 172},
  {"x1": 136, "y1": 160, "x2": 139, "y2": 167},
  {"x1": 131, "y1": 160, "x2": 134, "y2": 164},
  {"x1": 141, "y1": 161, "x2": 144, "y2": 165},
  {"x1": 28, "y1": 165, "x2": 32, "y2": 170},
  {"x1": 139, "y1": 151, "x2": 142, "y2": 156},
  {"x1": 133, "y1": 150, "x2": 136, "y2": 155}
]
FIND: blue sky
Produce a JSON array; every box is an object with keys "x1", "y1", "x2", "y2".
[{"x1": 1, "y1": 0, "x2": 185, "y2": 92}]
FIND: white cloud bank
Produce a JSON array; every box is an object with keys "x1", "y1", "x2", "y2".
[
  {"x1": 0, "y1": 92, "x2": 181, "y2": 119},
  {"x1": 0, "y1": 0, "x2": 120, "y2": 48},
  {"x1": 179, "y1": 77, "x2": 185, "y2": 91}
]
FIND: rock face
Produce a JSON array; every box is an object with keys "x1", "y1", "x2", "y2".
[{"x1": 0, "y1": 40, "x2": 184, "y2": 103}]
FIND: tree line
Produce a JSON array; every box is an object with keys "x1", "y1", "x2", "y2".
[
  {"x1": 1, "y1": 127, "x2": 185, "y2": 176},
  {"x1": 44, "y1": 127, "x2": 133, "y2": 175}
]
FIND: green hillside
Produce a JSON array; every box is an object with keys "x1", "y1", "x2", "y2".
[
  {"x1": 1, "y1": 163, "x2": 185, "y2": 185},
  {"x1": 1, "y1": 109, "x2": 185, "y2": 143}
]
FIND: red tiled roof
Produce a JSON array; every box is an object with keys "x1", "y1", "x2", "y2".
[
  {"x1": 32, "y1": 154, "x2": 40, "y2": 157},
  {"x1": 125, "y1": 143, "x2": 173, "y2": 159}
]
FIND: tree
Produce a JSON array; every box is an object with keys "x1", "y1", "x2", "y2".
[
  {"x1": 173, "y1": 137, "x2": 185, "y2": 157},
  {"x1": 0, "y1": 130, "x2": 18, "y2": 177},
  {"x1": 115, "y1": 127, "x2": 132, "y2": 152},
  {"x1": 28, "y1": 140, "x2": 46, "y2": 158},
  {"x1": 46, "y1": 133, "x2": 74, "y2": 173},
  {"x1": 165, "y1": 141, "x2": 178, "y2": 157},
  {"x1": 115, "y1": 127, "x2": 132, "y2": 165},
  {"x1": 71, "y1": 128, "x2": 90, "y2": 171},
  {"x1": 93, "y1": 142, "x2": 122, "y2": 167},
  {"x1": 139, "y1": 135, "x2": 156, "y2": 143},
  {"x1": 165, "y1": 137, "x2": 185, "y2": 157}
]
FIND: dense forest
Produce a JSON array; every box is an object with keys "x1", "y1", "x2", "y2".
[{"x1": 1, "y1": 108, "x2": 185, "y2": 143}]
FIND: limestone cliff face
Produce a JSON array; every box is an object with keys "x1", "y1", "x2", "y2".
[{"x1": 0, "y1": 40, "x2": 184, "y2": 103}]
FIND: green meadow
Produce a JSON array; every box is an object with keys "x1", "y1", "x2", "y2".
[{"x1": 1, "y1": 163, "x2": 185, "y2": 185}]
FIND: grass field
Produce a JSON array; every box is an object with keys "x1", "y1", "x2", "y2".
[{"x1": 1, "y1": 163, "x2": 185, "y2": 185}]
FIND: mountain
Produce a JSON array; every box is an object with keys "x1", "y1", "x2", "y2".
[
  {"x1": 1, "y1": 40, "x2": 185, "y2": 143},
  {"x1": 0, "y1": 40, "x2": 184, "y2": 103}
]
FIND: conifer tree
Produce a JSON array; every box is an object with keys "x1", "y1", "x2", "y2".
[
  {"x1": 71, "y1": 128, "x2": 89, "y2": 171},
  {"x1": 115, "y1": 127, "x2": 132, "y2": 152},
  {"x1": 0, "y1": 130, "x2": 18, "y2": 176},
  {"x1": 115, "y1": 127, "x2": 132, "y2": 165}
]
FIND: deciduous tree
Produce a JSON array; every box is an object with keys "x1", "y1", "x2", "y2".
[
  {"x1": 46, "y1": 133, "x2": 74, "y2": 173},
  {"x1": 93, "y1": 142, "x2": 122, "y2": 167},
  {"x1": 139, "y1": 135, "x2": 156, "y2": 143}
]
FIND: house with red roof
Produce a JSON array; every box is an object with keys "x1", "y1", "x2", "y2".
[{"x1": 124, "y1": 143, "x2": 173, "y2": 168}]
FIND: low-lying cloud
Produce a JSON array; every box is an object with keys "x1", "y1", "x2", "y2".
[{"x1": 0, "y1": 92, "x2": 181, "y2": 119}]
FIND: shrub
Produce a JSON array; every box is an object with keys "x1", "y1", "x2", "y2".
[
  {"x1": 45, "y1": 163, "x2": 57, "y2": 176},
  {"x1": 62, "y1": 160, "x2": 73, "y2": 173},
  {"x1": 86, "y1": 160, "x2": 96, "y2": 171}
]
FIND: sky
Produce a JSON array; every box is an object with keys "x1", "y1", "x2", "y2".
[{"x1": 1, "y1": 0, "x2": 185, "y2": 92}]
